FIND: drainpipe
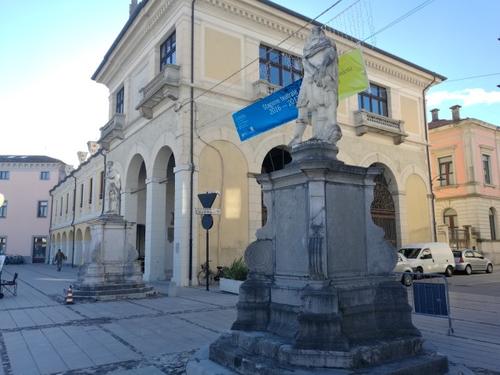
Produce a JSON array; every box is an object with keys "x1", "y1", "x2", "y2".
[
  {"x1": 48, "y1": 191, "x2": 54, "y2": 264},
  {"x1": 423, "y1": 76, "x2": 438, "y2": 241},
  {"x1": 189, "y1": 0, "x2": 197, "y2": 285},
  {"x1": 71, "y1": 175, "x2": 77, "y2": 267}
]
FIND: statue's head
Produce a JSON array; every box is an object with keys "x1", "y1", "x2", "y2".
[
  {"x1": 311, "y1": 25, "x2": 322, "y2": 36},
  {"x1": 106, "y1": 161, "x2": 114, "y2": 171}
]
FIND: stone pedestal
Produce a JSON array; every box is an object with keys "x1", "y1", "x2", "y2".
[
  {"x1": 73, "y1": 214, "x2": 154, "y2": 301},
  {"x1": 189, "y1": 141, "x2": 448, "y2": 374}
]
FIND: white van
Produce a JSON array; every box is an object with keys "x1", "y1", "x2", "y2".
[{"x1": 398, "y1": 242, "x2": 455, "y2": 277}]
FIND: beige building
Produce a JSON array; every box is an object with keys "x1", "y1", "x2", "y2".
[
  {"x1": 0, "y1": 155, "x2": 68, "y2": 262},
  {"x1": 49, "y1": 150, "x2": 105, "y2": 265},
  {"x1": 429, "y1": 106, "x2": 500, "y2": 262},
  {"x1": 50, "y1": 0, "x2": 445, "y2": 286}
]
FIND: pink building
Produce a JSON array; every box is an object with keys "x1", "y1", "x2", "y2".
[
  {"x1": 0, "y1": 156, "x2": 68, "y2": 263},
  {"x1": 429, "y1": 106, "x2": 500, "y2": 263}
]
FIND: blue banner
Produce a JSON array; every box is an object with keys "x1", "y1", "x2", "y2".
[{"x1": 232, "y1": 79, "x2": 302, "y2": 141}]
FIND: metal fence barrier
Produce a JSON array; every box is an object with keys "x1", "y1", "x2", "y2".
[{"x1": 395, "y1": 272, "x2": 454, "y2": 335}]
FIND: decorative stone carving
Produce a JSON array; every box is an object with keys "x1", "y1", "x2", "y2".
[
  {"x1": 290, "y1": 26, "x2": 341, "y2": 147},
  {"x1": 105, "y1": 161, "x2": 121, "y2": 214}
]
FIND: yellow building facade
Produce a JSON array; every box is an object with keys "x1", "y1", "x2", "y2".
[{"x1": 51, "y1": 0, "x2": 444, "y2": 286}]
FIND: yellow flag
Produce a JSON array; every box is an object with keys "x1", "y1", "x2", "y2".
[{"x1": 338, "y1": 48, "x2": 369, "y2": 101}]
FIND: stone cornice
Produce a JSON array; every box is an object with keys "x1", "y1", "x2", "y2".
[
  {"x1": 0, "y1": 162, "x2": 63, "y2": 169},
  {"x1": 201, "y1": 0, "x2": 435, "y2": 87}
]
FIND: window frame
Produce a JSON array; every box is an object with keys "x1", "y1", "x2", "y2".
[
  {"x1": 358, "y1": 82, "x2": 389, "y2": 117},
  {"x1": 438, "y1": 156, "x2": 454, "y2": 186},
  {"x1": 482, "y1": 154, "x2": 492, "y2": 185},
  {"x1": 0, "y1": 200, "x2": 7, "y2": 218},
  {"x1": 40, "y1": 171, "x2": 50, "y2": 180},
  {"x1": 115, "y1": 86, "x2": 125, "y2": 114},
  {"x1": 0, "y1": 171, "x2": 9, "y2": 180},
  {"x1": 259, "y1": 44, "x2": 303, "y2": 87},
  {"x1": 160, "y1": 31, "x2": 176, "y2": 71},
  {"x1": 37, "y1": 200, "x2": 48, "y2": 218},
  {"x1": 80, "y1": 184, "x2": 84, "y2": 208},
  {"x1": 99, "y1": 171, "x2": 105, "y2": 200},
  {"x1": 89, "y1": 178, "x2": 93, "y2": 205}
]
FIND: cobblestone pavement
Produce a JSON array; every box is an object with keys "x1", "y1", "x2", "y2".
[{"x1": 0, "y1": 264, "x2": 499, "y2": 374}]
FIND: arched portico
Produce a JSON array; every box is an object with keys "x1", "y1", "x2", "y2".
[
  {"x1": 369, "y1": 163, "x2": 400, "y2": 247},
  {"x1": 143, "y1": 146, "x2": 176, "y2": 281},
  {"x1": 124, "y1": 154, "x2": 148, "y2": 274},
  {"x1": 75, "y1": 228, "x2": 83, "y2": 266}
]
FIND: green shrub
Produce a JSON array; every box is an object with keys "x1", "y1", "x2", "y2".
[{"x1": 223, "y1": 257, "x2": 248, "y2": 281}]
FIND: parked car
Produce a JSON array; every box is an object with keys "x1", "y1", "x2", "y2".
[
  {"x1": 398, "y1": 242, "x2": 455, "y2": 277},
  {"x1": 394, "y1": 253, "x2": 413, "y2": 286},
  {"x1": 453, "y1": 249, "x2": 494, "y2": 275}
]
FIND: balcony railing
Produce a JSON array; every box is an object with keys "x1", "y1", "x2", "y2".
[
  {"x1": 252, "y1": 80, "x2": 281, "y2": 100},
  {"x1": 354, "y1": 110, "x2": 407, "y2": 144},
  {"x1": 136, "y1": 64, "x2": 180, "y2": 119},
  {"x1": 98, "y1": 113, "x2": 125, "y2": 149}
]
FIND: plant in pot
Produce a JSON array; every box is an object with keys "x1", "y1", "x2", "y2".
[{"x1": 219, "y1": 257, "x2": 248, "y2": 294}]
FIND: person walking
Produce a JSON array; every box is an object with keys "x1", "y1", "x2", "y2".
[{"x1": 54, "y1": 249, "x2": 67, "y2": 272}]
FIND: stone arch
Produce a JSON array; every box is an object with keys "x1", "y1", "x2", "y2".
[
  {"x1": 360, "y1": 153, "x2": 401, "y2": 192},
  {"x1": 197, "y1": 140, "x2": 249, "y2": 270},
  {"x1": 260, "y1": 145, "x2": 292, "y2": 226},
  {"x1": 405, "y1": 174, "x2": 432, "y2": 243},
  {"x1": 143, "y1": 146, "x2": 176, "y2": 281},
  {"x1": 369, "y1": 162, "x2": 399, "y2": 247},
  {"x1": 124, "y1": 153, "x2": 148, "y2": 273},
  {"x1": 251, "y1": 133, "x2": 290, "y2": 172}
]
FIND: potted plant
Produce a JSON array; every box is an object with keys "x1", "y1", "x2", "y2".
[{"x1": 219, "y1": 257, "x2": 248, "y2": 294}]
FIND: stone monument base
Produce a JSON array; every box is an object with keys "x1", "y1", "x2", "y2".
[
  {"x1": 72, "y1": 214, "x2": 155, "y2": 301},
  {"x1": 187, "y1": 341, "x2": 448, "y2": 375}
]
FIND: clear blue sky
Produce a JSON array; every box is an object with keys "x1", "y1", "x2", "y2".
[{"x1": 1, "y1": 0, "x2": 499, "y2": 166}]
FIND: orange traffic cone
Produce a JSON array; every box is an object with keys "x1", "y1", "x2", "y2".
[{"x1": 65, "y1": 285, "x2": 74, "y2": 305}]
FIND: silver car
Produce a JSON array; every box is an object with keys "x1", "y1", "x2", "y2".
[
  {"x1": 453, "y1": 249, "x2": 493, "y2": 275},
  {"x1": 394, "y1": 253, "x2": 413, "y2": 286}
]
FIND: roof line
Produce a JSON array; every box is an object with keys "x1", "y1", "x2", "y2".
[
  {"x1": 49, "y1": 150, "x2": 104, "y2": 194},
  {"x1": 91, "y1": 0, "x2": 150, "y2": 81},
  {"x1": 91, "y1": 0, "x2": 446, "y2": 82},
  {"x1": 258, "y1": 0, "x2": 446, "y2": 80}
]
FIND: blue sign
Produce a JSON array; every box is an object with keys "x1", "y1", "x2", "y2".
[
  {"x1": 413, "y1": 283, "x2": 448, "y2": 316},
  {"x1": 232, "y1": 79, "x2": 302, "y2": 141}
]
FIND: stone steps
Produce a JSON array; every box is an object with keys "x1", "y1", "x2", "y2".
[{"x1": 72, "y1": 283, "x2": 156, "y2": 301}]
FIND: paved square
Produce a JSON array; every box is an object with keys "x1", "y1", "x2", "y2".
[{"x1": 0, "y1": 264, "x2": 499, "y2": 374}]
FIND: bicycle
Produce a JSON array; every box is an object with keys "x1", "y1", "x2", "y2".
[{"x1": 197, "y1": 262, "x2": 225, "y2": 286}]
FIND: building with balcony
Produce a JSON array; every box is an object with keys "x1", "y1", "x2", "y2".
[
  {"x1": 0, "y1": 155, "x2": 68, "y2": 263},
  {"x1": 429, "y1": 105, "x2": 500, "y2": 262},
  {"x1": 51, "y1": 0, "x2": 444, "y2": 286}
]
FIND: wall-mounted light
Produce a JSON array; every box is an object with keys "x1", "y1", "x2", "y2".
[{"x1": 0, "y1": 193, "x2": 4, "y2": 207}]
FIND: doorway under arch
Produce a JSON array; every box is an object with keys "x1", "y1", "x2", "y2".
[
  {"x1": 261, "y1": 146, "x2": 292, "y2": 226},
  {"x1": 370, "y1": 164, "x2": 398, "y2": 247}
]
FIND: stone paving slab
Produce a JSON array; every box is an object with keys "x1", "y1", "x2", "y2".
[{"x1": 1, "y1": 264, "x2": 500, "y2": 375}]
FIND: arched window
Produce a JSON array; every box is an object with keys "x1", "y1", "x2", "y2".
[
  {"x1": 370, "y1": 172, "x2": 397, "y2": 246},
  {"x1": 489, "y1": 207, "x2": 497, "y2": 240},
  {"x1": 261, "y1": 146, "x2": 292, "y2": 225},
  {"x1": 443, "y1": 208, "x2": 458, "y2": 228}
]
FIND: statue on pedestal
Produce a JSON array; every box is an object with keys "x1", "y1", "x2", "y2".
[
  {"x1": 105, "y1": 161, "x2": 121, "y2": 215},
  {"x1": 290, "y1": 26, "x2": 341, "y2": 146}
]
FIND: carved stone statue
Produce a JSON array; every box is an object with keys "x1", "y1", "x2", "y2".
[
  {"x1": 105, "y1": 161, "x2": 121, "y2": 214},
  {"x1": 290, "y1": 26, "x2": 341, "y2": 146}
]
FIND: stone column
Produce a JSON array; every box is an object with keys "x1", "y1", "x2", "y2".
[
  {"x1": 247, "y1": 173, "x2": 262, "y2": 242},
  {"x1": 172, "y1": 164, "x2": 194, "y2": 287},
  {"x1": 144, "y1": 177, "x2": 166, "y2": 281}
]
